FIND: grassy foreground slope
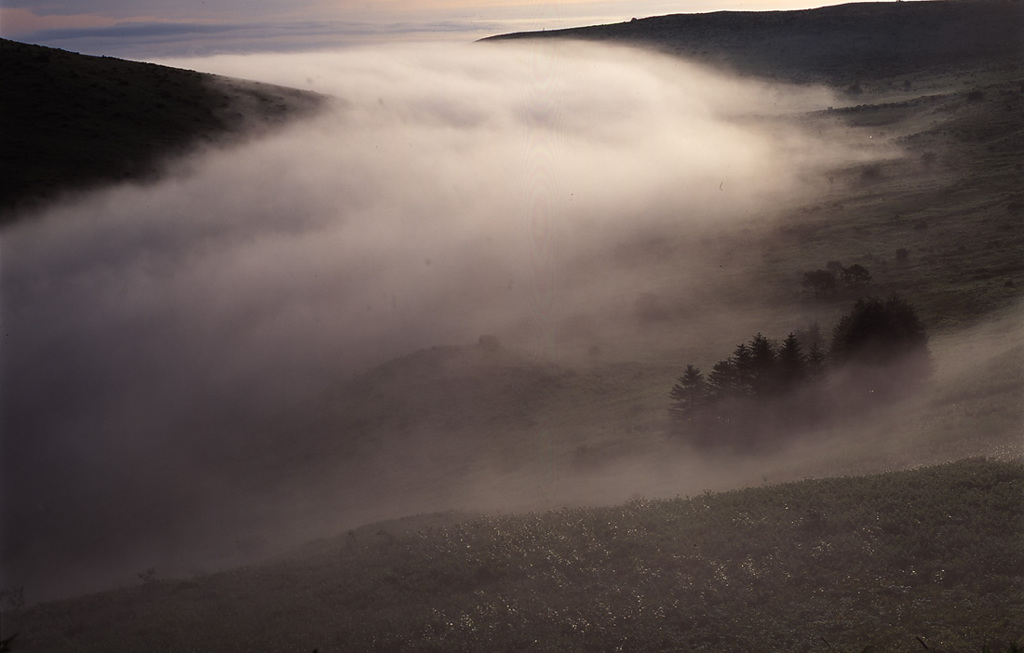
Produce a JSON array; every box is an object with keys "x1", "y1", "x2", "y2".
[
  {"x1": 0, "y1": 39, "x2": 326, "y2": 221},
  {"x1": 4, "y1": 458, "x2": 1021, "y2": 652}
]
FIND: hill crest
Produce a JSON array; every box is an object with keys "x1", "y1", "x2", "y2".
[
  {"x1": 0, "y1": 38, "x2": 328, "y2": 221},
  {"x1": 482, "y1": 1, "x2": 1024, "y2": 84}
]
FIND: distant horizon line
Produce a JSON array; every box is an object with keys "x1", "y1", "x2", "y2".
[{"x1": 1, "y1": 0, "x2": 927, "y2": 60}]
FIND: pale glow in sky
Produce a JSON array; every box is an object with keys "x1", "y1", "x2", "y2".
[{"x1": 1, "y1": 0, "x2": 904, "y2": 57}]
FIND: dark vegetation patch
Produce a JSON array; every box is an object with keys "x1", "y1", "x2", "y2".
[
  {"x1": 670, "y1": 296, "x2": 932, "y2": 449},
  {"x1": 3, "y1": 458, "x2": 1020, "y2": 652},
  {"x1": 0, "y1": 39, "x2": 327, "y2": 222}
]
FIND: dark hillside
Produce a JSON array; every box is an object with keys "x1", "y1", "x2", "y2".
[
  {"x1": 4, "y1": 458, "x2": 1020, "y2": 652},
  {"x1": 483, "y1": 1, "x2": 1023, "y2": 84},
  {"x1": 0, "y1": 39, "x2": 327, "y2": 221}
]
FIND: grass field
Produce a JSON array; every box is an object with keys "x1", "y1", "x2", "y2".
[{"x1": 4, "y1": 459, "x2": 1021, "y2": 651}]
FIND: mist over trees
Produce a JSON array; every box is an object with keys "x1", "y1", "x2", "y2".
[
  {"x1": 801, "y1": 262, "x2": 873, "y2": 298},
  {"x1": 669, "y1": 295, "x2": 931, "y2": 449}
]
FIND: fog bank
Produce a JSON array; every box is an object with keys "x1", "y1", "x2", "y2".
[{"x1": 2, "y1": 42, "x2": 880, "y2": 600}]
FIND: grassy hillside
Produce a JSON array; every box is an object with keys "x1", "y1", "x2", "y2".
[
  {"x1": 755, "y1": 76, "x2": 1023, "y2": 330},
  {"x1": 487, "y1": 2, "x2": 1024, "y2": 331},
  {"x1": 0, "y1": 39, "x2": 327, "y2": 221},
  {"x1": 482, "y1": 0, "x2": 1023, "y2": 86},
  {"x1": 3, "y1": 458, "x2": 1021, "y2": 652}
]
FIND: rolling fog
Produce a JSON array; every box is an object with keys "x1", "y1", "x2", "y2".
[{"x1": 3, "y1": 42, "x2": 893, "y2": 600}]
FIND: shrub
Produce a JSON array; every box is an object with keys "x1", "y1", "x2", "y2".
[
  {"x1": 829, "y1": 295, "x2": 929, "y2": 367},
  {"x1": 840, "y1": 263, "x2": 872, "y2": 287},
  {"x1": 829, "y1": 295, "x2": 932, "y2": 399}
]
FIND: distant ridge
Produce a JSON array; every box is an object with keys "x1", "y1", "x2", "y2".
[
  {"x1": 482, "y1": 1, "x2": 1023, "y2": 83},
  {"x1": 0, "y1": 39, "x2": 327, "y2": 221}
]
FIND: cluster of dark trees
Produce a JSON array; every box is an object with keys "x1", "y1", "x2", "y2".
[
  {"x1": 802, "y1": 261, "x2": 872, "y2": 297},
  {"x1": 670, "y1": 295, "x2": 931, "y2": 449}
]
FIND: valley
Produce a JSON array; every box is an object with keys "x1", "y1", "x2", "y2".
[{"x1": 1, "y1": 2, "x2": 1021, "y2": 649}]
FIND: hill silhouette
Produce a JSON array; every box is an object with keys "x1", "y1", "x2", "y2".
[
  {"x1": 482, "y1": 0, "x2": 1023, "y2": 85},
  {"x1": 0, "y1": 39, "x2": 327, "y2": 221}
]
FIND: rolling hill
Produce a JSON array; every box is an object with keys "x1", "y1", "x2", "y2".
[
  {"x1": 0, "y1": 38, "x2": 327, "y2": 221},
  {"x1": 482, "y1": 0, "x2": 1023, "y2": 85}
]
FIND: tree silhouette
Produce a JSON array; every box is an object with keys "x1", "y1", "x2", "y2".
[
  {"x1": 830, "y1": 295, "x2": 929, "y2": 365},
  {"x1": 732, "y1": 343, "x2": 755, "y2": 397},
  {"x1": 668, "y1": 295, "x2": 930, "y2": 449},
  {"x1": 806, "y1": 342, "x2": 826, "y2": 378},
  {"x1": 669, "y1": 365, "x2": 706, "y2": 425},
  {"x1": 707, "y1": 357, "x2": 739, "y2": 401},
  {"x1": 802, "y1": 269, "x2": 836, "y2": 297},
  {"x1": 777, "y1": 332, "x2": 806, "y2": 391},
  {"x1": 748, "y1": 333, "x2": 777, "y2": 396},
  {"x1": 840, "y1": 263, "x2": 872, "y2": 287},
  {"x1": 795, "y1": 322, "x2": 824, "y2": 351},
  {"x1": 829, "y1": 294, "x2": 932, "y2": 397}
]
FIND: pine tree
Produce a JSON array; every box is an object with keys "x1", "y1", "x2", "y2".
[
  {"x1": 748, "y1": 332, "x2": 777, "y2": 396},
  {"x1": 707, "y1": 357, "x2": 738, "y2": 400},
  {"x1": 807, "y1": 342, "x2": 826, "y2": 378},
  {"x1": 777, "y1": 332, "x2": 806, "y2": 390},
  {"x1": 669, "y1": 365, "x2": 706, "y2": 426},
  {"x1": 795, "y1": 322, "x2": 824, "y2": 351},
  {"x1": 732, "y1": 343, "x2": 755, "y2": 397}
]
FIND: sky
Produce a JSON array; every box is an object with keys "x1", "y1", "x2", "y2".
[{"x1": 2, "y1": 0, "x2": 895, "y2": 57}]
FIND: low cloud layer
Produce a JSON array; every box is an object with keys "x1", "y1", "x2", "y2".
[
  {"x1": 1, "y1": 1, "x2": 866, "y2": 58},
  {"x1": 3, "y1": 42, "x2": 875, "y2": 599}
]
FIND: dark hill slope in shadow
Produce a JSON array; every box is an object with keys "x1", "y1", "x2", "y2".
[
  {"x1": 482, "y1": 0, "x2": 1023, "y2": 85},
  {"x1": 0, "y1": 39, "x2": 327, "y2": 222},
  {"x1": 5, "y1": 459, "x2": 1021, "y2": 652}
]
